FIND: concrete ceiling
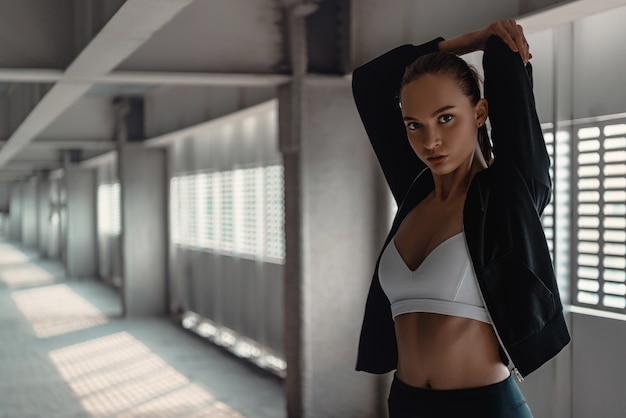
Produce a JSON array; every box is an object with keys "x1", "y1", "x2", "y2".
[
  {"x1": 0, "y1": 0, "x2": 353, "y2": 183},
  {"x1": 0, "y1": 0, "x2": 624, "y2": 183}
]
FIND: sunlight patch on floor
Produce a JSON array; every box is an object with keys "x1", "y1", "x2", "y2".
[
  {"x1": 11, "y1": 284, "x2": 108, "y2": 338},
  {"x1": 49, "y1": 332, "x2": 245, "y2": 417},
  {"x1": 0, "y1": 244, "x2": 30, "y2": 266},
  {"x1": 0, "y1": 264, "x2": 56, "y2": 287}
]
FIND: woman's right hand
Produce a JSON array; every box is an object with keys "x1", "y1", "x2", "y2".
[
  {"x1": 439, "y1": 19, "x2": 532, "y2": 64},
  {"x1": 474, "y1": 19, "x2": 531, "y2": 64}
]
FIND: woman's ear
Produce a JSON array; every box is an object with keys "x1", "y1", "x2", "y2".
[{"x1": 476, "y1": 98, "x2": 488, "y2": 126}]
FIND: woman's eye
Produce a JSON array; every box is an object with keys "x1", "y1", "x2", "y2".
[
  {"x1": 407, "y1": 122, "x2": 422, "y2": 131},
  {"x1": 439, "y1": 114, "x2": 453, "y2": 123}
]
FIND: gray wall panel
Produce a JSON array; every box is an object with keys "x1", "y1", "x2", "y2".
[
  {"x1": 66, "y1": 168, "x2": 97, "y2": 278},
  {"x1": 21, "y1": 179, "x2": 37, "y2": 248},
  {"x1": 121, "y1": 146, "x2": 167, "y2": 316},
  {"x1": 9, "y1": 184, "x2": 21, "y2": 242},
  {"x1": 167, "y1": 100, "x2": 284, "y2": 370},
  {"x1": 0, "y1": 184, "x2": 10, "y2": 212},
  {"x1": 265, "y1": 263, "x2": 284, "y2": 354},
  {"x1": 572, "y1": 313, "x2": 626, "y2": 418},
  {"x1": 573, "y1": 5, "x2": 626, "y2": 119},
  {"x1": 295, "y1": 78, "x2": 384, "y2": 417},
  {"x1": 37, "y1": 178, "x2": 50, "y2": 254}
]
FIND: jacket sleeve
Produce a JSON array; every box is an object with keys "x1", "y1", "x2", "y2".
[
  {"x1": 352, "y1": 38, "x2": 443, "y2": 205},
  {"x1": 483, "y1": 35, "x2": 552, "y2": 213}
]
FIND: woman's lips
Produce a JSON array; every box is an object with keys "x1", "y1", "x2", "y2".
[{"x1": 427, "y1": 155, "x2": 447, "y2": 164}]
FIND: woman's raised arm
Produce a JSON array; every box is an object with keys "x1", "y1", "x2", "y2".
[
  {"x1": 483, "y1": 34, "x2": 552, "y2": 213},
  {"x1": 352, "y1": 39, "x2": 442, "y2": 204}
]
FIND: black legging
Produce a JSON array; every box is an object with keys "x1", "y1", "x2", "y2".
[{"x1": 388, "y1": 374, "x2": 533, "y2": 418}]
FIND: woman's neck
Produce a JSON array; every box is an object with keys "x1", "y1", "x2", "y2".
[{"x1": 431, "y1": 150, "x2": 487, "y2": 202}]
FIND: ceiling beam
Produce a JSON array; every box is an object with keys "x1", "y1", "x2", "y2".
[
  {"x1": 0, "y1": 140, "x2": 115, "y2": 151},
  {"x1": 518, "y1": 0, "x2": 626, "y2": 33},
  {"x1": 1, "y1": 163, "x2": 61, "y2": 172},
  {"x1": 0, "y1": 0, "x2": 195, "y2": 169},
  {"x1": 0, "y1": 69, "x2": 290, "y2": 87}
]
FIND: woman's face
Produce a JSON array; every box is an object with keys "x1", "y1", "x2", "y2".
[{"x1": 400, "y1": 74, "x2": 487, "y2": 175}]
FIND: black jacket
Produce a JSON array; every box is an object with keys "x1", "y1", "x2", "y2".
[{"x1": 352, "y1": 36, "x2": 570, "y2": 378}]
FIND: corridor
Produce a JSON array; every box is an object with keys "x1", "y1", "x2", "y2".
[{"x1": 0, "y1": 240, "x2": 285, "y2": 418}]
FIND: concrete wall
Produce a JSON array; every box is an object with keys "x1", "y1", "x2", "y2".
[
  {"x1": 9, "y1": 184, "x2": 22, "y2": 242},
  {"x1": 573, "y1": 5, "x2": 626, "y2": 119},
  {"x1": 20, "y1": 178, "x2": 37, "y2": 248},
  {"x1": 95, "y1": 157, "x2": 122, "y2": 284},
  {"x1": 0, "y1": 184, "x2": 10, "y2": 212},
  {"x1": 146, "y1": 85, "x2": 276, "y2": 139},
  {"x1": 572, "y1": 312, "x2": 626, "y2": 418},
  {"x1": 43, "y1": 179, "x2": 63, "y2": 260},
  {"x1": 65, "y1": 168, "x2": 97, "y2": 278},
  {"x1": 120, "y1": 146, "x2": 167, "y2": 316},
  {"x1": 281, "y1": 78, "x2": 388, "y2": 417},
  {"x1": 166, "y1": 100, "x2": 284, "y2": 354},
  {"x1": 36, "y1": 176, "x2": 50, "y2": 255}
]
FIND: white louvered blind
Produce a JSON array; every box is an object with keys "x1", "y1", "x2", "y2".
[
  {"x1": 542, "y1": 129, "x2": 555, "y2": 261},
  {"x1": 575, "y1": 122, "x2": 626, "y2": 311},
  {"x1": 264, "y1": 165, "x2": 285, "y2": 260},
  {"x1": 97, "y1": 183, "x2": 122, "y2": 236},
  {"x1": 170, "y1": 176, "x2": 180, "y2": 245},
  {"x1": 170, "y1": 165, "x2": 284, "y2": 263}
]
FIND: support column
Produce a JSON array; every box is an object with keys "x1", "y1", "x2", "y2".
[
  {"x1": 551, "y1": 22, "x2": 574, "y2": 418},
  {"x1": 282, "y1": 78, "x2": 389, "y2": 416},
  {"x1": 37, "y1": 171, "x2": 51, "y2": 257},
  {"x1": 65, "y1": 166, "x2": 97, "y2": 278},
  {"x1": 119, "y1": 145, "x2": 167, "y2": 316},
  {"x1": 21, "y1": 178, "x2": 38, "y2": 248},
  {"x1": 9, "y1": 183, "x2": 22, "y2": 242},
  {"x1": 281, "y1": 3, "x2": 388, "y2": 416}
]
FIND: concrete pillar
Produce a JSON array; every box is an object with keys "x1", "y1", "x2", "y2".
[
  {"x1": 37, "y1": 173, "x2": 51, "y2": 257},
  {"x1": 9, "y1": 184, "x2": 22, "y2": 242},
  {"x1": 282, "y1": 77, "x2": 389, "y2": 417},
  {"x1": 21, "y1": 178, "x2": 38, "y2": 248},
  {"x1": 119, "y1": 145, "x2": 167, "y2": 316},
  {"x1": 45, "y1": 179, "x2": 63, "y2": 260},
  {"x1": 65, "y1": 167, "x2": 97, "y2": 278},
  {"x1": 0, "y1": 184, "x2": 10, "y2": 213},
  {"x1": 550, "y1": 22, "x2": 574, "y2": 418}
]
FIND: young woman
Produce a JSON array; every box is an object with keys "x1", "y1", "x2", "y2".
[{"x1": 352, "y1": 20, "x2": 570, "y2": 417}]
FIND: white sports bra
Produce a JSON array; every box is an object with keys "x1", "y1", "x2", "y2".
[{"x1": 378, "y1": 231, "x2": 491, "y2": 323}]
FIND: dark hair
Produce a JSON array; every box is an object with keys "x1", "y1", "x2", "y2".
[{"x1": 400, "y1": 52, "x2": 492, "y2": 165}]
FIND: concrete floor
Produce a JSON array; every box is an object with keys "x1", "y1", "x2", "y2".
[{"x1": 0, "y1": 240, "x2": 285, "y2": 418}]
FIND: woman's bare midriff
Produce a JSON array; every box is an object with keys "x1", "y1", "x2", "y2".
[{"x1": 394, "y1": 312, "x2": 510, "y2": 390}]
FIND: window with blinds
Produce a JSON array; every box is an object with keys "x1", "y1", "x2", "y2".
[
  {"x1": 264, "y1": 165, "x2": 285, "y2": 260},
  {"x1": 170, "y1": 165, "x2": 285, "y2": 263},
  {"x1": 574, "y1": 121, "x2": 626, "y2": 311},
  {"x1": 542, "y1": 129, "x2": 555, "y2": 261},
  {"x1": 97, "y1": 183, "x2": 121, "y2": 236}
]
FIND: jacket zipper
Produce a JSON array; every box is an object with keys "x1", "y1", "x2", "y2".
[{"x1": 462, "y1": 233, "x2": 524, "y2": 383}]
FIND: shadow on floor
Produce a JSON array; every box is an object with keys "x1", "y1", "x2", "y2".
[{"x1": 0, "y1": 240, "x2": 285, "y2": 418}]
